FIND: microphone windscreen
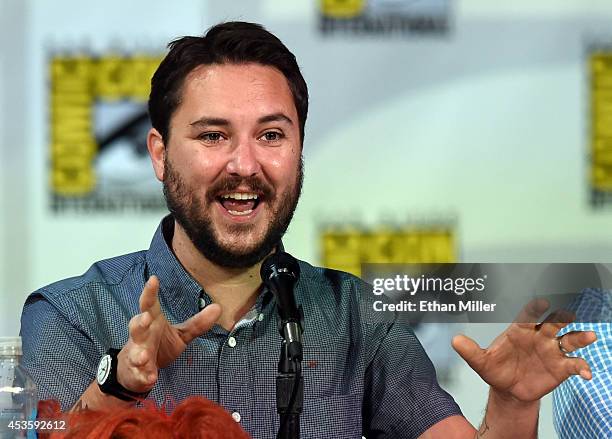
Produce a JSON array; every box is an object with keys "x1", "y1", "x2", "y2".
[{"x1": 260, "y1": 252, "x2": 301, "y2": 283}]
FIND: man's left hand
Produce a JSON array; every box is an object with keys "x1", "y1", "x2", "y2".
[{"x1": 452, "y1": 299, "x2": 597, "y2": 402}]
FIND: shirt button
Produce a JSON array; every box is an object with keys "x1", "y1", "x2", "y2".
[
  {"x1": 232, "y1": 411, "x2": 241, "y2": 423},
  {"x1": 228, "y1": 336, "x2": 237, "y2": 348},
  {"x1": 258, "y1": 313, "x2": 264, "y2": 321},
  {"x1": 198, "y1": 297, "x2": 207, "y2": 310}
]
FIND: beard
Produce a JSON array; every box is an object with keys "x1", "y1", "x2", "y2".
[{"x1": 162, "y1": 157, "x2": 303, "y2": 269}]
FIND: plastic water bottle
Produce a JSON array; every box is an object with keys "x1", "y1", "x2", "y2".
[{"x1": 0, "y1": 337, "x2": 37, "y2": 438}]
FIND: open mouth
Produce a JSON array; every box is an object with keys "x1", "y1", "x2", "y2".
[{"x1": 217, "y1": 192, "x2": 262, "y2": 216}]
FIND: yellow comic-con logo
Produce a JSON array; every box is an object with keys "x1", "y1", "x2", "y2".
[
  {"x1": 320, "y1": 0, "x2": 366, "y2": 19},
  {"x1": 50, "y1": 54, "x2": 161, "y2": 197}
]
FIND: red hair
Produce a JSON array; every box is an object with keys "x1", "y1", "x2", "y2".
[{"x1": 37, "y1": 396, "x2": 251, "y2": 439}]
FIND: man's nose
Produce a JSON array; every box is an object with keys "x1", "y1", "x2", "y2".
[{"x1": 225, "y1": 137, "x2": 262, "y2": 177}]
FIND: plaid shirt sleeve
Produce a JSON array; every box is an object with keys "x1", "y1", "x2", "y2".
[{"x1": 553, "y1": 289, "x2": 612, "y2": 439}]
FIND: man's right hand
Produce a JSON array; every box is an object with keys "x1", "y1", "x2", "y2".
[{"x1": 117, "y1": 275, "x2": 222, "y2": 393}]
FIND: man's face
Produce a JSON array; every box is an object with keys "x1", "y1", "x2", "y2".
[{"x1": 159, "y1": 63, "x2": 303, "y2": 268}]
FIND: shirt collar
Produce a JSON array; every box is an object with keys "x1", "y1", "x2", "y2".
[
  {"x1": 145, "y1": 215, "x2": 204, "y2": 323},
  {"x1": 146, "y1": 214, "x2": 277, "y2": 321}
]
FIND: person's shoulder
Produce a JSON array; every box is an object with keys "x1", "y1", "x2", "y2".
[
  {"x1": 22, "y1": 250, "x2": 148, "y2": 348},
  {"x1": 565, "y1": 288, "x2": 612, "y2": 328},
  {"x1": 294, "y1": 259, "x2": 392, "y2": 351},
  {"x1": 295, "y1": 259, "x2": 376, "y2": 316},
  {"x1": 297, "y1": 259, "x2": 368, "y2": 292},
  {"x1": 31, "y1": 249, "x2": 147, "y2": 302}
]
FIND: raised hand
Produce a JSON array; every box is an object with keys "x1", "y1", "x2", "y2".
[
  {"x1": 117, "y1": 275, "x2": 221, "y2": 393},
  {"x1": 452, "y1": 299, "x2": 597, "y2": 402}
]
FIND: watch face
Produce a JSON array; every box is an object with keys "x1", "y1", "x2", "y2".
[{"x1": 97, "y1": 354, "x2": 112, "y2": 385}]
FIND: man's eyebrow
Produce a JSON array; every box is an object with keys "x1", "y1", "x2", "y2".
[
  {"x1": 189, "y1": 113, "x2": 294, "y2": 128},
  {"x1": 257, "y1": 113, "x2": 294, "y2": 125},
  {"x1": 189, "y1": 117, "x2": 230, "y2": 128}
]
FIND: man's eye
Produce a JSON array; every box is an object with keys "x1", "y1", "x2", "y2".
[
  {"x1": 261, "y1": 131, "x2": 284, "y2": 142},
  {"x1": 199, "y1": 132, "x2": 223, "y2": 143}
]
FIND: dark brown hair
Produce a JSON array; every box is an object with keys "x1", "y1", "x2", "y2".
[{"x1": 148, "y1": 21, "x2": 308, "y2": 145}]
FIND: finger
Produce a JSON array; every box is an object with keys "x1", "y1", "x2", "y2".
[
  {"x1": 122, "y1": 368, "x2": 157, "y2": 392},
  {"x1": 514, "y1": 298, "x2": 549, "y2": 325},
  {"x1": 118, "y1": 347, "x2": 158, "y2": 392},
  {"x1": 126, "y1": 369, "x2": 157, "y2": 391},
  {"x1": 565, "y1": 357, "x2": 593, "y2": 380},
  {"x1": 559, "y1": 331, "x2": 597, "y2": 353},
  {"x1": 126, "y1": 345, "x2": 151, "y2": 368},
  {"x1": 452, "y1": 334, "x2": 486, "y2": 372},
  {"x1": 536, "y1": 309, "x2": 575, "y2": 337},
  {"x1": 128, "y1": 311, "x2": 153, "y2": 344},
  {"x1": 175, "y1": 303, "x2": 222, "y2": 344},
  {"x1": 118, "y1": 360, "x2": 158, "y2": 392},
  {"x1": 139, "y1": 276, "x2": 162, "y2": 318}
]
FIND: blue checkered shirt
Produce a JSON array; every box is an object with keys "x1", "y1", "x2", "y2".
[
  {"x1": 553, "y1": 289, "x2": 612, "y2": 439},
  {"x1": 20, "y1": 215, "x2": 461, "y2": 438}
]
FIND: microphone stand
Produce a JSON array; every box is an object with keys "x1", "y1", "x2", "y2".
[
  {"x1": 260, "y1": 252, "x2": 304, "y2": 439},
  {"x1": 276, "y1": 338, "x2": 303, "y2": 439}
]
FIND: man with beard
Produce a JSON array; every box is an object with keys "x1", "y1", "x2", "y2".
[{"x1": 21, "y1": 22, "x2": 597, "y2": 439}]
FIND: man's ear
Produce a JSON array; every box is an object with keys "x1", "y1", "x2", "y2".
[{"x1": 147, "y1": 128, "x2": 165, "y2": 181}]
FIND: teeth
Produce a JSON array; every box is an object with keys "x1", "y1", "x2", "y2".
[
  {"x1": 227, "y1": 209, "x2": 254, "y2": 216},
  {"x1": 221, "y1": 193, "x2": 258, "y2": 200}
]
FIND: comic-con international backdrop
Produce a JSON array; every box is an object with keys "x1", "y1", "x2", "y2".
[
  {"x1": 3, "y1": 2, "x2": 612, "y2": 436},
  {"x1": 50, "y1": 52, "x2": 163, "y2": 212}
]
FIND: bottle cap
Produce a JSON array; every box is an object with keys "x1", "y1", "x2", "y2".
[{"x1": 0, "y1": 336, "x2": 22, "y2": 356}]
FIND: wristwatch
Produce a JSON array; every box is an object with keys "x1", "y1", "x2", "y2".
[{"x1": 97, "y1": 348, "x2": 149, "y2": 402}]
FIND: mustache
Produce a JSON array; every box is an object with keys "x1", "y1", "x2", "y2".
[{"x1": 206, "y1": 175, "x2": 275, "y2": 202}]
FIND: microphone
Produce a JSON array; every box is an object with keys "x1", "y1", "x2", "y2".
[{"x1": 260, "y1": 252, "x2": 303, "y2": 360}]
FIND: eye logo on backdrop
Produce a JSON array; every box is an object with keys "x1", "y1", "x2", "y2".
[
  {"x1": 49, "y1": 52, "x2": 164, "y2": 212},
  {"x1": 319, "y1": 0, "x2": 452, "y2": 36}
]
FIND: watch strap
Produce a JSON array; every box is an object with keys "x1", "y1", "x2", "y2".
[{"x1": 98, "y1": 348, "x2": 150, "y2": 402}]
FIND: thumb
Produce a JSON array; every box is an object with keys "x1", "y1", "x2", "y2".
[
  {"x1": 452, "y1": 334, "x2": 486, "y2": 372},
  {"x1": 175, "y1": 303, "x2": 222, "y2": 344}
]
